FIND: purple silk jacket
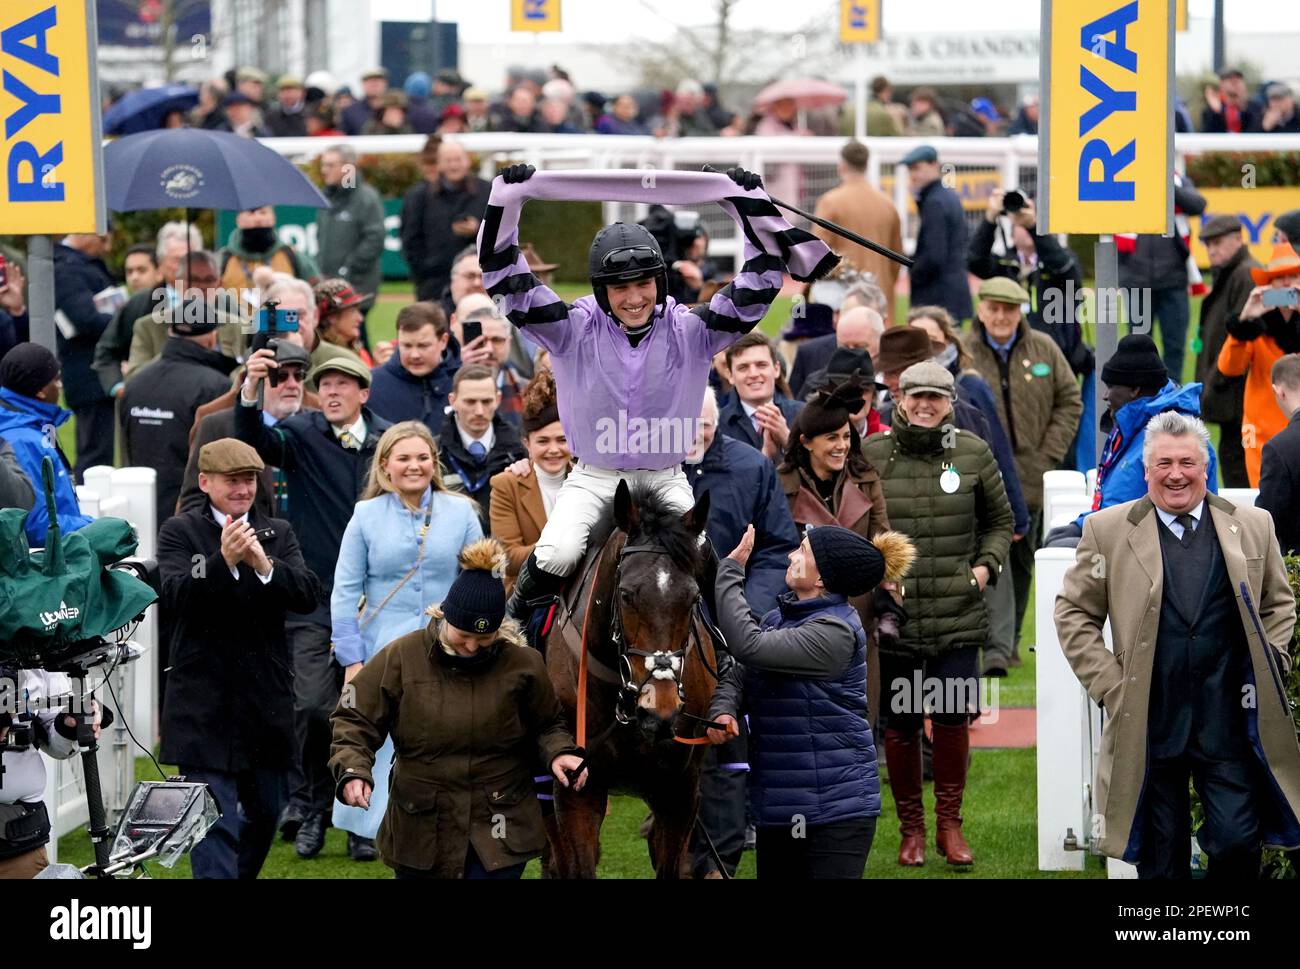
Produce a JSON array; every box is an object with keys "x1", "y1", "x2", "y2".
[{"x1": 478, "y1": 170, "x2": 837, "y2": 470}]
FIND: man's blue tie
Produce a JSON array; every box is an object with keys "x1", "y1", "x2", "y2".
[{"x1": 468, "y1": 440, "x2": 487, "y2": 464}]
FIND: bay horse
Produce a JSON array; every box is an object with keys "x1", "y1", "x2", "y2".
[{"x1": 541, "y1": 480, "x2": 728, "y2": 878}]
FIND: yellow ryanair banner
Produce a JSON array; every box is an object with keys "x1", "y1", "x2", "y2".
[
  {"x1": 840, "y1": 0, "x2": 882, "y2": 44},
  {"x1": 0, "y1": 0, "x2": 104, "y2": 234},
  {"x1": 1175, "y1": 0, "x2": 1188, "y2": 31},
  {"x1": 880, "y1": 170, "x2": 1003, "y2": 213},
  {"x1": 511, "y1": 0, "x2": 562, "y2": 32},
  {"x1": 1189, "y1": 187, "x2": 1300, "y2": 269},
  {"x1": 1041, "y1": 0, "x2": 1172, "y2": 235}
]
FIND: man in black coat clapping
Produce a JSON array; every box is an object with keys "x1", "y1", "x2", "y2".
[{"x1": 157, "y1": 438, "x2": 320, "y2": 880}]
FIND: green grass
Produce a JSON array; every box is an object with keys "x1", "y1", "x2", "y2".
[{"x1": 57, "y1": 739, "x2": 1102, "y2": 878}]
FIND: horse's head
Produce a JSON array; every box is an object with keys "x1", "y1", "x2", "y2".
[{"x1": 611, "y1": 480, "x2": 716, "y2": 743}]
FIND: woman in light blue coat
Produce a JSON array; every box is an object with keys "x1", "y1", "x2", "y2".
[{"x1": 331, "y1": 420, "x2": 483, "y2": 860}]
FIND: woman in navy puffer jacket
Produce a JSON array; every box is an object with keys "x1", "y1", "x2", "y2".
[{"x1": 707, "y1": 522, "x2": 914, "y2": 879}]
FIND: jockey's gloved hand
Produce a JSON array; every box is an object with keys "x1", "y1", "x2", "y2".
[
  {"x1": 502, "y1": 164, "x2": 536, "y2": 184},
  {"x1": 724, "y1": 167, "x2": 763, "y2": 192}
]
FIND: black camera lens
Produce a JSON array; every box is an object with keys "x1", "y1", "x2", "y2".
[{"x1": 1002, "y1": 190, "x2": 1026, "y2": 213}]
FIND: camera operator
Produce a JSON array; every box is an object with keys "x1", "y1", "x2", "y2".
[
  {"x1": 0, "y1": 666, "x2": 101, "y2": 879},
  {"x1": 968, "y1": 188, "x2": 1092, "y2": 379},
  {"x1": 640, "y1": 205, "x2": 716, "y2": 305}
]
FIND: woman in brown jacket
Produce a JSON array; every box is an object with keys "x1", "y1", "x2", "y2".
[
  {"x1": 489, "y1": 370, "x2": 571, "y2": 594},
  {"x1": 330, "y1": 538, "x2": 587, "y2": 879},
  {"x1": 777, "y1": 378, "x2": 894, "y2": 731}
]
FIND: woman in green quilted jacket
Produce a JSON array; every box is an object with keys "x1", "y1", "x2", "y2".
[{"x1": 863, "y1": 360, "x2": 1013, "y2": 870}]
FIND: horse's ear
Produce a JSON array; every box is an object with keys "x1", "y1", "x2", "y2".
[
  {"x1": 681, "y1": 488, "x2": 710, "y2": 534},
  {"x1": 614, "y1": 479, "x2": 637, "y2": 532}
]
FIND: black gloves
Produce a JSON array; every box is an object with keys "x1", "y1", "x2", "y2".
[
  {"x1": 1225, "y1": 314, "x2": 1265, "y2": 341},
  {"x1": 501, "y1": 164, "x2": 535, "y2": 184},
  {"x1": 724, "y1": 166, "x2": 762, "y2": 191}
]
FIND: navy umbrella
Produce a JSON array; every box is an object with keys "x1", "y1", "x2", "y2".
[
  {"x1": 103, "y1": 85, "x2": 200, "y2": 136},
  {"x1": 103, "y1": 128, "x2": 328, "y2": 213}
]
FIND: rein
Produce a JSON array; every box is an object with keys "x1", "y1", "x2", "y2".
[{"x1": 572, "y1": 537, "x2": 734, "y2": 755}]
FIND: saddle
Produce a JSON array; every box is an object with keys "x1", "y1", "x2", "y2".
[{"x1": 535, "y1": 518, "x2": 623, "y2": 684}]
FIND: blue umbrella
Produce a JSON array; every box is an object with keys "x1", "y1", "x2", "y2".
[
  {"x1": 103, "y1": 85, "x2": 200, "y2": 136},
  {"x1": 103, "y1": 128, "x2": 328, "y2": 212}
]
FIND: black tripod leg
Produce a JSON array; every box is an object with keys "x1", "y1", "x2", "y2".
[{"x1": 72, "y1": 675, "x2": 111, "y2": 874}]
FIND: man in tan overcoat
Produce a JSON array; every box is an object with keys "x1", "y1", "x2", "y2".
[
  {"x1": 1055, "y1": 411, "x2": 1300, "y2": 878},
  {"x1": 812, "y1": 141, "x2": 903, "y2": 322}
]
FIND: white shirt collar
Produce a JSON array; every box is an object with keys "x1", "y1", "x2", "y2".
[
  {"x1": 458, "y1": 420, "x2": 495, "y2": 454},
  {"x1": 332, "y1": 414, "x2": 366, "y2": 444},
  {"x1": 1155, "y1": 498, "x2": 1204, "y2": 531},
  {"x1": 211, "y1": 505, "x2": 250, "y2": 528}
]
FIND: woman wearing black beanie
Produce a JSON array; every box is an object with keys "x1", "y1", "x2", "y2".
[
  {"x1": 329, "y1": 537, "x2": 587, "y2": 879},
  {"x1": 707, "y1": 520, "x2": 915, "y2": 879}
]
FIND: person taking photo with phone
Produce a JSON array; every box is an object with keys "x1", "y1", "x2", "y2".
[{"x1": 1218, "y1": 242, "x2": 1300, "y2": 486}]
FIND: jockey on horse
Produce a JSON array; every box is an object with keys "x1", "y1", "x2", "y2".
[{"x1": 477, "y1": 163, "x2": 840, "y2": 626}]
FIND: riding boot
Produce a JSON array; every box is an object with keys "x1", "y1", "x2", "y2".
[
  {"x1": 931, "y1": 721, "x2": 974, "y2": 866},
  {"x1": 883, "y1": 728, "x2": 926, "y2": 866},
  {"x1": 507, "y1": 551, "x2": 567, "y2": 624}
]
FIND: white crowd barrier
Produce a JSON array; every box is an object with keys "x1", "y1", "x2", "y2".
[
  {"x1": 254, "y1": 131, "x2": 1300, "y2": 278},
  {"x1": 42, "y1": 466, "x2": 158, "y2": 860},
  {"x1": 1035, "y1": 476, "x2": 1259, "y2": 876}
]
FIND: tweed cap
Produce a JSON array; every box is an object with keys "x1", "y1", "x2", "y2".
[{"x1": 199, "y1": 438, "x2": 265, "y2": 475}]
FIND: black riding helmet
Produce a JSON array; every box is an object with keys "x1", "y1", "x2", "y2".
[{"x1": 588, "y1": 222, "x2": 668, "y2": 319}]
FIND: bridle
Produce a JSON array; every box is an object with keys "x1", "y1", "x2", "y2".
[
  {"x1": 609, "y1": 543, "x2": 726, "y2": 733},
  {"x1": 568, "y1": 533, "x2": 739, "y2": 879}
]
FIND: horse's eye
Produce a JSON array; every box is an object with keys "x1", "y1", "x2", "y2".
[{"x1": 618, "y1": 588, "x2": 634, "y2": 604}]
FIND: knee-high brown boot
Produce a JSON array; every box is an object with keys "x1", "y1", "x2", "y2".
[
  {"x1": 883, "y1": 728, "x2": 925, "y2": 866},
  {"x1": 931, "y1": 721, "x2": 974, "y2": 866}
]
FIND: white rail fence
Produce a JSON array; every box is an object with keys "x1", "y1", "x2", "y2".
[{"x1": 256, "y1": 132, "x2": 1300, "y2": 275}]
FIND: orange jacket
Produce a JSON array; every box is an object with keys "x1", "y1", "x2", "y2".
[{"x1": 1217, "y1": 332, "x2": 1288, "y2": 486}]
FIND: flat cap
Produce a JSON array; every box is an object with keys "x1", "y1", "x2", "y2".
[
  {"x1": 361, "y1": 67, "x2": 390, "y2": 81},
  {"x1": 899, "y1": 360, "x2": 956, "y2": 399},
  {"x1": 977, "y1": 276, "x2": 1031, "y2": 304},
  {"x1": 1199, "y1": 214, "x2": 1244, "y2": 241},
  {"x1": 308, "y1": 354, "x2": 372, "y2": 388},
  {"x1": 199, "y1": 438, "x2": 265, "y2": 475},
  {"x1": 236, "y1": 66, "x2": 268, "y2": 84},
  {"x1": 274, "y1": 340, "x2": 312, "y2": 369},
  {"x1": 901, "y1": 144, "x2": 938, "y2": 166},
  {"x1": 276, "y1": 74, "x2": 305, "y2": 90}
]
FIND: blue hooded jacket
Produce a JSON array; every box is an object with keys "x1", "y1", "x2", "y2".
[
  {"x1": 1075, "y1": 379, "x2": 1218, "y2": 528},
  {"x1": 0, "y1": 387, "x2": 93, "y2": 544}
]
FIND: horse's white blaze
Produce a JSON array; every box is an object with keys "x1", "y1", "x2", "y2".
[{"x1": 656, "y1": 568, "x2": 670, "y2": 593}]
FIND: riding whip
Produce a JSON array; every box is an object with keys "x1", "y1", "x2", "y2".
[{"x1": 701, "y1": 164, "x2": 914, "y2": 268}]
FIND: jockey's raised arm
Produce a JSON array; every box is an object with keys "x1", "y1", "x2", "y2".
[
  {"x1": 475, "y1": 164, "x2": 838, "y2": 626},
  {"x1": 477, "y1": 165, "x2": 839, "y2": 347}
]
